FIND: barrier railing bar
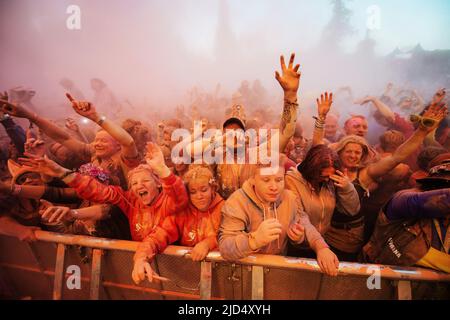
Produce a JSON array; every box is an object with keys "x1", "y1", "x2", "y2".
[
  {"x1": 0, "y1": 262, "x2": 216, "y2": 300},
  {"x1": 53, "y1": 244, "x2": 66, "y2": 300},
  {"x1": 0, "y1": 262, "x2": 88, "y2": 281},
  {"x1": 251, "y1": 266, "x2": 264, "y2": 300},
  {"x1": 29, "y1": 231, "x2": 450, "y2": 282},
  {"x1": 200, "y1": 261, "x2": 212, "y2": 300},
  {"x1": 90, "y1": 249, "x2": 103, "y2": 300}
]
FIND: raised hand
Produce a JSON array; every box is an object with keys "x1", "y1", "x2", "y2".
[
  {"x1": 431, "y1": 88, "x2": 446, "y2": 106},
  {"x1": 354, "y1": 96, "x2": 375, "y2": 105},
  {"x1": 275, "y1": 53, "x2": 301, "y2": 100},
  {"x1": 145, "y1": 142, "x2": 170, "y2": 177},
  {"x1": 0, "y1": 97, "x2": 33, "y2": 119},
  {"x1": 66, "y1": 93, "x2": 100, "y2": 122},
  {"x1": 17, "y1": 153, "x2": 69, "y2": 178},
  {"x1": 316, "y1": 92, "x2": 333, "y2": 119},
  {"x1": 65, "y1": 117, "x2": 80, "y2": 133},
  {"x1": 385, "y1": 82, "x2": 394, "y2": 93},
  {"x1": 420, "y1": 100, "x2": 448, "y2": 133}
]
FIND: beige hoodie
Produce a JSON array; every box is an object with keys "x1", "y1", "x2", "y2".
[
  {"x1": 285, "y1": 168, "x2": 361, "y2": 235},
  {"x1": 218, "y1": 179, "x2": 328, "y2": 261}
]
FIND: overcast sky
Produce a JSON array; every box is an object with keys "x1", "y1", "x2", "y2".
[{"x1": 0, "y1": 0, "x2": 449, "y2": 105}]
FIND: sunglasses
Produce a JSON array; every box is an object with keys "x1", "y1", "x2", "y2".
[
  {"x1": 429, "y1": 163, "x2": 450, "y2": 175},
  {"x1": 409, "y1": 114, "x2": 437, "y2": 128}
]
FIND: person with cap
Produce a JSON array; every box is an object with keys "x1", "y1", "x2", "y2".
[
  {"x1": 284, "y1": 122, "x2": 311, "y2": 164},
  {"x1": 409, "y1": 146, "x2": 447, "y2": 188},
  {"x1": 186, "y1": 53, "x2": 302, "y2": 199},
  {"x1": 362, "y1": 153, "x2": 450, "y2": 273}
]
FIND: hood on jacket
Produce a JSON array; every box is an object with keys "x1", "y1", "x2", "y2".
[
  {"x1": 240, "y1": 179, "x2": 283, "y2": 213},
  {"x1": 330, "y1": 135, "x2": 371, "y2": 167}
]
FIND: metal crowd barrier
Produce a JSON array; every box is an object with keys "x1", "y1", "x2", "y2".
[{"x1": 0, "y1": 231, "x2": 449, "y2": 300}]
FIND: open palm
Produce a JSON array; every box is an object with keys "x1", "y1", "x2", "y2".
[{"x1": 275, "y1": 53, "x2": 301, "y2": 95}]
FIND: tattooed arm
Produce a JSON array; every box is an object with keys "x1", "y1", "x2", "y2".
[{"x1": 270, "y1": 53, "x2": 301, "y2": 153}]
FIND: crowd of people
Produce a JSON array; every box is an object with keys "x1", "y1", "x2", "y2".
[{"x1": 0, "y1": 53, "x2": 449, "y2": 286}]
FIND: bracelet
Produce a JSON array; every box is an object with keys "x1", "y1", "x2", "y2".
[
  {"x1": 59, "y1": 170, "x2": 75, "y2": 180},
  {"x1": 284, "y1": 100, "x2": 299, "y2": 108},
  {"x1": 97, "y1": 115, "x2": 106, "y2": 126},
  {"x1": 313, "y1": 116, "x2": 326, "y2": 129}
]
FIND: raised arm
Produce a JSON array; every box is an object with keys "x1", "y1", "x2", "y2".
[
  {"x1": 0, "y1": 91, "x2": 26, "y2": 155},
  {"x1": 274, "y1": 53, "x2": 301, "y2": 152},
  {"x1": 65, "y1": 117, "x2": 89, "y2": 143},
  {"x1": 412, "y1": 90, "x2": 425, "y2": 110},
  {"x1": 366, "y1": 102, "x2": 448, "y2": 182},
  {"x1": 16, "y1": 154, "x2": 131, "y2": 214},
  {"x1": 65, "y1": 93, "x2": 138, "y2": 159},
  {"x1": 144, "y1": 142, "x2": 189, "y2": 212},
  {"x1": 355, "y1": 96, "x2": 396, "y2": 123},
  {"x1": 386, "y1": 188, "x2": 450, "y2": 220},
  {"x1": 0, "y1": 98, "x2": 87, "y2": 154},
  {"x1": 424, "y1": 88, "x2": 448, "y2": 147},
  {"x1": 0, "y1": 180, "x2": 79, "y2": 203},
  {"x1": 312, "y1": 92, "x2": 333, "y2": 146}
]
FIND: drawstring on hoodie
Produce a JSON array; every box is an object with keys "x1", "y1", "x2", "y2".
[{"x1": 274, "y1": 203, "x2": 280, "y2": 249}]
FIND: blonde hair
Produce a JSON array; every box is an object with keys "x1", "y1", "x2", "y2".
[
  {"x1": 127, "y1": 164, "x2": 160, "y2": 188},
  {"x1": 184, "y1": 165, "x2": 216, "y2": 188},
  {"x1": 332, "y1": 135, "x2": 370, "y2": 167}
]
